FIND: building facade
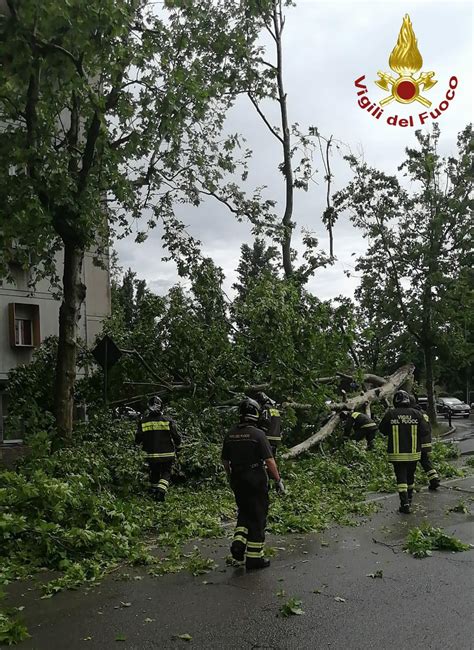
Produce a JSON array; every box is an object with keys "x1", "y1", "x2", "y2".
[{"x1": 0, "y1": 251, "x2": 111, "y2": 439}]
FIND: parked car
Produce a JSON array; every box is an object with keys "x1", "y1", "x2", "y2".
[
  {"x1": 416, "y1": 396, "x2": 429, "y2": 412},
  {"x1": 114, "y1": 406, "x2": 140, "y2": 421},
  {"x1": 436, "y1": 397, "x2": 471, "y2": 418}
]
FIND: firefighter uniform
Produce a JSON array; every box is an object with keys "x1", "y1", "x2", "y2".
[
  {"x1": 379, "y1": 405, "x2": 430, "y2": 512},
  {"x1": 222, "y1": 423, "x2": 273, "y2": 569},
  {"x1": 344, "y1": 411, "x2": 378, "y2": 450},
  {"x1": 414, "y1": 406, "x2": 440, "y2": 489},
  {"x1": 135, "y1": 412, "x2": 181, "y2": 501},
  {"x1": 259, "y1": 406, "x2": 282, "y2": 456}
]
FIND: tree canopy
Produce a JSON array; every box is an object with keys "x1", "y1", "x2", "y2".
[
  {"x1": 0, "y1": 0, "x2": 273, "y2": 436},
  {"x1": 335, "y1": 124, "x2": 473, "y2": 421}
]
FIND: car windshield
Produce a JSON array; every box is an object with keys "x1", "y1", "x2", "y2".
[{"x1": 443, "y1": 398, "x2": 462, "y2": 404}]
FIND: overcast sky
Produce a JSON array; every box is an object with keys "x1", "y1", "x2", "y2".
[{"x1": 115, "y1": 0, "x2": 473, "y2": 302}]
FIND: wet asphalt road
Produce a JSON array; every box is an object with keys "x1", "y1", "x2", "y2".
[
  {"x1": 446, "y1": 414, "x2": 474, "y2": 456},
  {"x1": 5, "y1": 419, "x2": 474, "y2": 650}
]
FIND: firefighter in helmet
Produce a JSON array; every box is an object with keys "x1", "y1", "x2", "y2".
[
  {"x1": 339, "y1": 407, "x2": 378, "y2": 450},
  {"x1": 135, "y1": 396, "x2": 181, "y2": 501},
  {"x1": 222, "y1": 398, "x2": 285, "y2": 570},
  {"x1": 255, "y1": 392, "x2": 282, "y2": 457},
  {"x1": 379, "y1": 390, "x2": 430, "y2": 514},
  {"x1": 409, "y1": 394, "x2": 440, "y2": 490}
]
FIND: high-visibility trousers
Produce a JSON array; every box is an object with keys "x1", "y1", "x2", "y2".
[
  {"x1": 392, "y1": 461, "x2": 417, "y2": 506},
  {"x1": 419, "y1": 449, "x2": 439, "y2": 483},
  {"x1": 148, "y1": 459, "x2": 173, "y2": 499},
  {"x1": 231, "y1": 468, "x2": 269, "y2": 565},
  {"x1": 353, "y1": 425, "x2": 377, "y2": 449}
]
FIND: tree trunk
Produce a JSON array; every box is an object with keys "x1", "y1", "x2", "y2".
[
  {"x1": 54, "y1": 241, "x2": 86, "y2": 439},
  {"x1": 273, "y1": 1, "x2": 294, "y2": 278},
  {"x1": 282, "y1": 364, "x2": 415, "y2": 459},
  {"x1": 423, "y1": 344, "x2": 438, "y2": 426}
]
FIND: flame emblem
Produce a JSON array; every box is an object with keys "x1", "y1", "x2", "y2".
[{"x1": 375, "y1": 15, "x2": 437, "y2": 107}]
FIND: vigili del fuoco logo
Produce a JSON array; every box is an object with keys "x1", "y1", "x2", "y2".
[{"x1": 354, "y1": 14, "x2": 458, "y2": 127}]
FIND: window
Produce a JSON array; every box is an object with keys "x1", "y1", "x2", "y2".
[
  {"x1": 8, "y1": 303, "x2": 40, "y2": 348},
  {"x1": 15, "y1": 318, "x2": 33, "y2": 347}
]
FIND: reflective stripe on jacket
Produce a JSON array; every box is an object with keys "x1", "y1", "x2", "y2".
[
  {"x1": 259, "y1": 407, "x2": 282, "y2": 443},
  {"x1": 379, "y1": 407, "x2": 429, "y2": 462},
  {"x1": 135, "y1": 414, "x2": 180, "y2": 461}
]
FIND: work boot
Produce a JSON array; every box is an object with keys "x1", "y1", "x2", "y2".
[
  {"x1": 154, "y1": 489, "x2": 165, "y2": 502},
  {"x1": 230, "y1": 540, "x2": 246, "y2": 562},
  {"x1": 399, "y1": 504, "x2": 411, "y2": 514},
  {"x1": 429, "y1": 478, "x2": 440, "y2": 491},
  {"x1": 245, "y1": 557, "x2": 270, "y2": 571}
]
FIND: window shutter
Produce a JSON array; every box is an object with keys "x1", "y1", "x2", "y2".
[
  {"x1": 8, "y1": 303, "x2": 16, "y2": 347},
  {"x1": 32, "y1": 305, "x2": 40, "y2": 346}
]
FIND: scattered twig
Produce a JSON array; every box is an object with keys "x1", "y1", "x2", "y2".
[{"x1": 372, "y1": 537, "x2": 402, "y2": 554}]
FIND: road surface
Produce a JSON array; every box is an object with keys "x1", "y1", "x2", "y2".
[
  {"x1": 445, "y1": 413, "x2": 474, "y2": 456},
  {"x1": 5, "y1": 417, "x2": 474, "y2": 650}
]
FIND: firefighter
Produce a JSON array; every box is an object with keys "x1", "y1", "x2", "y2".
[
  {"x1": 222, "y1": 398, "x2": 285, "y2": 570},
  {"x1": 339, "y1": 407, "x2": 378, "y2": 450},
  {"x1": 409, "y1": 394, "x2": 440, "y2": 490},
  {"x1": 255, "y1": 392, "x2": 282, "y2": 456},
  {"x1": 379, "y1": 390, "x2": 430, "y2": 514},
  {"x1": 135, "y1": 396, "x2": 181, "y2": 502}
]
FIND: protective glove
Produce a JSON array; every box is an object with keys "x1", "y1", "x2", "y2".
[{"x1": 275, "y1": 479, "x2": 286, "y2": 495}]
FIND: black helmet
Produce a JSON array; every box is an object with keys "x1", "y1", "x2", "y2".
[
  {"x1": 408, "y1": 394, "x2": 417, "y2": 407},
  {"x1": 393, "y1": 390, "x2": 410, "y2": 407},
  {"x1": 255, "y1": 392, "x2": 272, "y2": 407},
  {"x1": 239, "y1": 398, "x2": 261, "y2": 422},
  {"x1": 148, "y1": 395, "x2": 163, "y2": 412},
  {"x1": 339, "y1": 410, "x2": 351, "y2": 420}
]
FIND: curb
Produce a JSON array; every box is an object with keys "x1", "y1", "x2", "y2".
[
  {"x1": 364, "y1": 474, "x2": 474, "y2": 504},
  {"x1": 439, "y1": 425, "x2": 456, "y2": 438}
]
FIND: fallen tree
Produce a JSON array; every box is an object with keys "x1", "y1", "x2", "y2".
[{"x1": 282, "y1": 364, "x2": 415, "y2": 459}]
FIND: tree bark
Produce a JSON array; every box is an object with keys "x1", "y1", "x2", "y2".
[
  {"x1": 54, "y1": 241, "x2": 86, "y2": 439},
  {"x1": 361, "y1": 373, "x2": 389, "y2": 387},
  {"x1": 272, "y1": 0, "x2": 294, "y2": 278},
  {"x1": 423, "y1": 344, "x2": 437, "y2": 426},
  {"x1": 282, "y1": 364, "x2": 415, "y2": 459}
]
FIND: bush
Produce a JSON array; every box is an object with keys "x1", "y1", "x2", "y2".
[
  {"x1": 5, "y1": 337, "x2": 94, "y2": 439},
  {"x1": 0, "y1": 414, "x2": 152, "y2": 588},
  {"x1": 0, "y1": 609, "x2": 29, "y2": 646},
  {"x1": 404, "y1": 524, "x2": 471, "y2": 558},
  {"x1": 4, "y1": 337, "x2": 57, "y2": 438}
]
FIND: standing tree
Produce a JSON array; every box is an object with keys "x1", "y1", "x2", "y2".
[
  {"x1": 242, "y1": 0, "x2": 334, "y2": 278},
  {"x1": 233, "y1": 238, "x2": 279, "y2": 298},
  {"x1": 335, "y1": 124, "x2": 473, "y2": 424},
  {"x1": 0, "y1": 0, "x2": 267, "y2": 438}
]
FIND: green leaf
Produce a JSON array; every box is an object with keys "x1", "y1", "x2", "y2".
[
  {"x1": 279, "y1": 597, "x2": 304, "y2": 617},
  {"x1": 0, "y1": 611, "x2": 30, "y2": 645},
  {"x1": 366, "y1": 570, "x2": 383, "y2": 579},
  {"x1": 404, "y1": 525, "x2": 471, "y2": 558}
]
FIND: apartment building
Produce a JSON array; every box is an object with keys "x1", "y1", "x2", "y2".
[{"x1": 0, "y1": 251, "x2": 111, "y2": 439}]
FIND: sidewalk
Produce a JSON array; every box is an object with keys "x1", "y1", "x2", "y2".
[{"x1": 6, "y1": 476, "x2": 474, "y2": 650}]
